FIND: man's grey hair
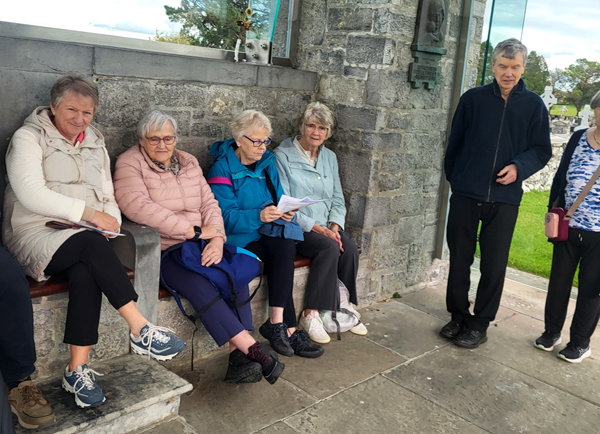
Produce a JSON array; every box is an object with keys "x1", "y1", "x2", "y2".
[
  {"x1": 50, "y1": 74, "x2": 100, "y2": 112},
  {"x1": 492, "y1": 38, "x2": 528, "y2": 65},
  {"x1": 591, "y1": 90, "x2": 600, "y2": 110},
  {"x1": 230, "y1": 110, "x2": 272, "y2": 142},
  {"x1": 136, "y1": 110, "x2": 178, "y2": 139},
  {"x1": 299, "y1": 102, "x2": 335, "y2": 139}
]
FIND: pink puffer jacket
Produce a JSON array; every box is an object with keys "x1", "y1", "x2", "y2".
[{"x1": 114, "y1": 145, "x2": 224, "y2": 250}]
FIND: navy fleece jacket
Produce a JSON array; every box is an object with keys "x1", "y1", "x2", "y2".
[{"x1": 444, "y1": 79, "x2": 552, "y2": 206}]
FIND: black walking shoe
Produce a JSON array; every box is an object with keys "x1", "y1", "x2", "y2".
[
  {"x1": 453, "y1": 327, "x2": 487, "y2": 349},
  {"x1": 534, "y1": 331, "x2": 562, "y2": 352},
  {"x1": 224, "y1": 349, "x2": 263, "y2": 384},
  {"x1": 259, "y1": 320, "x2": 294, "y2": 357},
  {"x1": 439, "y1": 320, "x2": 462, "y2": 339},
  {"x1": 558, "y1": 342, "x2": 591, "y2": 364},
  {"x1": 289, "y1": 330, "x2": 325, "y2": 358},
  {"x1": 247, "y1": 343, "x2": 285, "y2": 384}
]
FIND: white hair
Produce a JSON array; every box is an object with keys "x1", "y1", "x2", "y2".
[{"x1": 136, "y1": 110, "x2": 178, "y2": 139}]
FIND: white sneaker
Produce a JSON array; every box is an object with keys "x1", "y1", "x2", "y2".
[
  {"x1": 349, "y1": 322, "x2": 368, "y2": 336},
  {"x1": 300, "y1": 311, "x2": 331, "y2": 344}
]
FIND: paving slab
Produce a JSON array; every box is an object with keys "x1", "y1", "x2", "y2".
[
  {"x1": 135, "y1": 417, "x2": 197, "y2": 434},
  {"x1": 385, "y1": 345, "x2": 600, "y2": 433},
  {"x1": 284, "y1": 375, "x2": 488, "y2": 434},
  {"x1": 500, "y1": 279, "x2": 576, "y2": 320},
  {"x1": 476, "y1": 312, "x2": 600, "y2": 406},
  {"x1": 177, "y1": 351, "x2": 316, "y2": 434},
  {"x1": 361, "y1": 300, "x2": 449, "y2": 359},
  {"x1": 396, "y1": 283, "x2": 449, "y2": 320},
  {"x1": 278, "y1": 331, "x2": 404, "y2": 399},
  {"x1": 256, "y1": 421, "x2": 300, "y2": 433}
]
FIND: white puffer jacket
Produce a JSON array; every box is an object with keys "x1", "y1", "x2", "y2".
[{"x1": 2, "y1": 107, "x2": 121, "y2": 281}]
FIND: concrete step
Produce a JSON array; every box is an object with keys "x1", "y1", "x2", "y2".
[{"x1": 14, "y1": 354, "x2": 192, "y2": 434}]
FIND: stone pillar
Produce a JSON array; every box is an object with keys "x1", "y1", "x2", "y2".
[{"x1": 295, "y1": 0, "x2": 486, "y2": 302}]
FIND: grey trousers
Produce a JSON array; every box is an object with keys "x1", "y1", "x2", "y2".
[
  {"x1": 1, "y1": 371, "x2": 16, "y2": 434},
  {"x1": 296, "y1": 230, "x2": 359, "y2": 310}
]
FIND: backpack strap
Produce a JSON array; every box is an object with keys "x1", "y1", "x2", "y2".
[{"x1": 264, "y1": 171, "x2": 278, "y2": 205}]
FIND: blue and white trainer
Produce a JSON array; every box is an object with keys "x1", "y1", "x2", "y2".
[
  {"x1": 130, "y1": 323, "x2": 186, "y2": 361},
  {"x1": 62, "y1": 364, "x2": 105, "y2": 408}
]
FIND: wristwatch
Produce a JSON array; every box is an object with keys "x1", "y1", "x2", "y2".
[{"x1": 192, "y1": 226, "x2": 202, "y2": 240}]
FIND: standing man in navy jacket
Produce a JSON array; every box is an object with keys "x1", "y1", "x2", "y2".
[{"x1": 440, "y1": 38, "x2": 552, "y2": 348}]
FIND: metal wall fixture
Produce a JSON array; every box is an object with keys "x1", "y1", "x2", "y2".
[{"x1": 245, "y1": 39, "x2": 272, "y2": 65}]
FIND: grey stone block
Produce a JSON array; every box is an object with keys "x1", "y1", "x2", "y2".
[
  {"x1": 366, "y1": 70, "x2": 409, "y2": 108},
  {"x1": 347, "y1": 37, "x2": 395, "y2": 65},
  {"x1": 387, "y1": 112, "x2": 412, "y2": 130},
  {"x1": 205, "y1": 86, "x2": 245, "y2": 117},
  {"x1": 391, "y1": 192, "x2": 422, "y2": 215},
  {"x1": 95, "y1": 48, "x2": 258, "y2": 87},
  {"x1": 154, "y1": 82, "x2": 208, "y2": 108},
  {"x1": 319, "y1": 75, "x2": 365, "y2": 107},
  {"x1": 298, "y1": 0, "x2": 327, "y2": 45},
  {"x1": 328, "y1": 7, "x2": 373, "y2": 31},
  {"x1": 306, "y1": 49, "x2": 345, "y2": 74},
  {"x1": 257, "y1": 66, "x2": 318, "y2": 91},
  {"x1": 374, "y1": 10, "x2": 417, "y2": 36},
  {"x1": 337, "y1": 105, "x2": 382, "y2": 130},
  {"x1": 0, "y1": 36, "x2": 93, "y2": 73},
  {"x1": 380, "y1": 151, "x2": 415, "y2": 171},
  {"x1": 245, "y1": 88, "x2": 278, "y2": 115},
  {"x1": 362, "y1": 132, "x2": 402, "y2": 150},
  {"x1": 347, "y1": 193, "x2": 367, "y2": 227},
  {"x1": 190, "y1": 121, "x2": 224, "y2": 139},
  {"x1": 335, "y1": 146, "x2": 377, "y2": 194},
  {"x1": 363, "y1": 196, "x2": 391, "y2": 228},
  {"x1": 95, "y1": 79, "x2": 153, "y2": 129},
  {"x1": 423, "y1": 171, "x2": 442, "y2": 193},
  {"x1": 275, "y1": 92, "x2": 312, "y2": 117},
  {"x1": 372, "y1": 246, "x2": 408, "y2": 271},
  {"x1": 395, "y1": 215, "x2": 424, "y2": 244},
  {"x1": 378, "y1": 172, "x2": 403, "y2": 192},
  {"x1": 404, "y1": 172, "x2": 423, "y2": 190},
  {"x1": 343, "y1": 66, "x2": 368, "y2": 79}
]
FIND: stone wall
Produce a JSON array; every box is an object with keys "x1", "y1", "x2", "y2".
[
  {"x1": 522, "y1": 136, "x2": 568, "y2": 193},
  {"x1": 294, "y1": 0, "x2": 486, "y2": 300}
]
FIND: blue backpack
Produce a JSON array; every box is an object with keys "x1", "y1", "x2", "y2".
[{"x1": 160, "y1": 240, "x2": 263, "y2": 324}]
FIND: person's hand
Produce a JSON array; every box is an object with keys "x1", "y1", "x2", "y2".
[
  {"x1": 312, "y1": 224, "x2": 344, "y2": 252},
  {"x1": 260, "y1": 205, "x2": 283, "y2": 223},
  {"x1": 201, "y1": 237, "x2": 224, "y2": 267},
  {"x1": 281, "y1": 209, "x2": 298, "y2": 222},
  {"x1": 91, "y1": 211, "x2": 120, "y2": 236},
  {"x1": 497, "y1": 164, "x2": 518, "y2": 185},
  {"x1": 199, "y1": 225, "x2": 226, "y2": 241},
  {"x1": 329, "y1": 223, "x2": 344, "y2": 252}
]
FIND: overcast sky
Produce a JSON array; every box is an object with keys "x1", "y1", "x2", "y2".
[
  {"x1": 4, "y1": 0, "x2": 599, "y2": 71},
  {"x1": 483, "y1": 0, "x2": 600, "y2": 70}
]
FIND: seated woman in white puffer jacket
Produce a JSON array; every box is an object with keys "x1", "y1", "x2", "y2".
[{"x1": 2, "y1": 74, "x2": 185, "y2": 409}]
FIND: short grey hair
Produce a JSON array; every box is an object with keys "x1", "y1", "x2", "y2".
[
  {"x1": 591, "y1": 90, "x2": 600, "y2": 110},
  {"x1": 136, "y1": 110, "x2": 178, "y2": 139},
  {"x1": 51, "y1": 74, "x2": 100, "y2": 112},
  {"x1": 299, "y1": 102, "x2": 335, "y2": 139},
  {"x1": 230, "y1": 110, "x2": 272, "y2": 142},
  {"x1": 492, "y1": 38, "x2": 528, "y2": 65}
]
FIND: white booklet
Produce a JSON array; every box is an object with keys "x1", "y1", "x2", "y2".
[
  {"x1": 277, "y1": 195, "x2": 325, "y2": 213},
  {"x1": 74, "y1": 221, "x2": 125, "y2": 237}
]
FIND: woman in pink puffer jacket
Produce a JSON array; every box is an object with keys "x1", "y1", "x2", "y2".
[{"x1": 113, "y1": 110, "x2": 284, "y2": 385}]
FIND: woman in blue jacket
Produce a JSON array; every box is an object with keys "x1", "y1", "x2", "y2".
[
  {"x1": 208, "y1": 110, "x2": 323, "y2": 359},
  {"x1": 274, "y1": 102, "x2": 366, "y2": 344}
]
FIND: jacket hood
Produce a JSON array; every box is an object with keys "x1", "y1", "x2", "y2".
[
  {"x1": 210, "y1": 138, "x2": 275, "y2": 175},
  {"x1": 24, "y1": 107, "x2": 105, "y2": 146},
  {"x1": 210, "y1": 139, "x2": 236, "y2": 163}
]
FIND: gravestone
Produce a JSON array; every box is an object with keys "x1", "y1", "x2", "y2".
[
  {"x1": 552, "y1": 119, "x2": 569, "y2": 135},
  {"x1": 540, "y1": 86, "x2": 557, "y2": 111},
  {"x1": 575, "y1": 104, "x2": 593, "y2": 131},
  {"x1": 560, "y1": 106, "x2": 568, "y2": 118}
]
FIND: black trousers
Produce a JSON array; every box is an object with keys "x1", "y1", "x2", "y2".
[
  {"x1": 245, "y1": 236, "x2": 297, "y2": 327},
  {"x1": 545, "y1": 227, "x2": 600, "y2": 348},
  {"x1": 0, "y1": 244, "x2": 36, "y2": 386},
  {"x1": 446, "y1": 194, "x2": 519, "y2": 332},
  {"x1": 44, "y1": 231, "x2": 138, "y2": 346},
  {"x1": 0, "y1": 371, "x2": 16, "y2": 434},
  {"x1": 296, "y1": 230, "x2": 359, "y2": 310}
]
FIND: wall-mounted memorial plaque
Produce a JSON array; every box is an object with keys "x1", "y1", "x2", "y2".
[{"x1": 409, "y1": 0, "x2": 450, "y2": 90}]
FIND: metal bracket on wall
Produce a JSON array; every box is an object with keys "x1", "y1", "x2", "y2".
[{"x1": 245, "y1": 39, "x2": 272, "y2": 65}]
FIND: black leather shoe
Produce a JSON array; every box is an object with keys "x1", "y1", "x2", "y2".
[
  {"x1": 453, "y1": 327, "x2": 488, "y2": 349},
  {"x1": 259, "y1": 320, "x2": 294, "y2": 357},
  {"x1": 289, "y1": 330, "x2": 324, "y2": 358},
  {"x1": 224, "y1": 349, "x2": 262, "y2": 383},
  {"x1": 439, "y1": 320, "x2": 462, "y2": 339}
]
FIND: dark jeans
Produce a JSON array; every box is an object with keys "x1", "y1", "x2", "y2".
[
  {"x1": 0, "y1": 370, "x2": 16, "y2": 434},
  {"x1": 245, "y1": 236, "x2": 297, "y2": 327},
  {"x1": 296, "y1": 230, "x2": 359, "y2": 310},
  {"x1": 446, "y1": 194, "x2": 519, "y2": 332},
  {"x1": 0, "y1": 244, "x2": 36, "y2": 385},
  {"x1": 161, "y1": 253, "x2": 253, "y2": 347},
  {"x1": 545, "y1": 227, "x2": 600, "y2": 348},
  {"x1": 44, "y1": 231, "x2": 138, "y2": 346}
]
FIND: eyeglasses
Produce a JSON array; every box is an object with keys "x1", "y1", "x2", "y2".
[
  {"x1": 145, "y1": 136, "x2": 176, "y2": 146},
  {"x1": 305, "y1": 123, "x2": 328, "y2": 135},
  {"x1": 243, "y1": 135, "x2": 272, "y2": 147}
]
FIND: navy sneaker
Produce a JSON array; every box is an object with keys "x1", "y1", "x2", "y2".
[
  {"x1": 130, "y1": 323, "x2": 186, "y2": 361},
  {"x1": 224, "y1": 349, "x2": 263, "y2": 384},
  {"x1": 558, "y1": 343, "x2": 591, "y2": 363},
  {"x1": 289, "y1": 329, "x2": 324, "y2": 358},
  {"x1": 534, "y1": 331, "x2": 562, "y2": 352},
  {"x1": 62, "y1": 364, "x2": 105, "y2": 408},
  {"x1": 259, "y1": 320, "x2": 294, "y2": 357}
]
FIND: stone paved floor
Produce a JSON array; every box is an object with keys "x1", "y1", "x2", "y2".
[{"x1": 138, "y1": 271, "x2": 600, "y2": 434}]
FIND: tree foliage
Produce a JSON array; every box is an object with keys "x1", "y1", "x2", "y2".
[
  {"x1": 522, "y1": 51, "x2": 549, "y2": 95},
  {"x1": 477, "y1": 42, "x2": 494, "y2": 86},
  {"x1": 561, "y1": 59, "x2": 600, "y2": 114}
]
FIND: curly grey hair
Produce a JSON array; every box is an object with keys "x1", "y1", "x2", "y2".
[
  {"x1": 230, "y1": 110, "x2": 272, "y2": 142},
  {"x1": 299, "y1": 102, "x2": 335, "y2": 139},
  {"x1": 492, "y1": 38, "x2": 528, "y2": 65},
  {"x1": 136, "y1": 110, "x2": 178, "y2": 139},
  {"x1": 50, "y1": 74, "x2": 100, "y2": 112}
]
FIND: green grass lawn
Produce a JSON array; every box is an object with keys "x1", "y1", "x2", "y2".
[
  {"x1": 475, "y1": 190, "x2": 578, "y2": 287},
  {"x1": 549, "y1": 104, "x2": 577, "y2": 117}
]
